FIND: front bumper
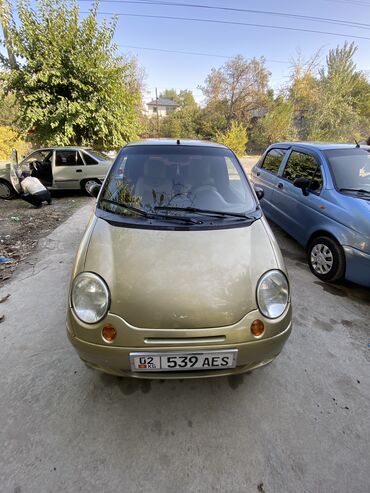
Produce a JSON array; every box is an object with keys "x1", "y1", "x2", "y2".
[
  {"x1": 67, "y1": 322, "x2": 292, "y2": 379},
  {"x1": 343, "y1": 246, "x2": 370, "y2": 288}
]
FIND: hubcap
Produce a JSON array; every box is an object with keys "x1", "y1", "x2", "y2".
[
  {"x1": 0, "y1": 182, "x2": 11, "y2": 199},
  {"x1": 85, "y1": 180, "x2": 97, "y2": 191},
  {"x1": 310, "y1": 243, "x2": 334, "y2": 275}
]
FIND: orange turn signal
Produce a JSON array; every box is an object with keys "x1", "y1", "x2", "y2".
[
  {"x1": 250, "y1": 319, "x2": 265, "y2": 337},
  {"x1": 102, "y1": 325, "x2": 117, "y2": 343}
]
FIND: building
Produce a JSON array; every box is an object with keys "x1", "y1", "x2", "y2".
[{"x1": 145, "y1": 98, "x2": 180, "y2": 118}]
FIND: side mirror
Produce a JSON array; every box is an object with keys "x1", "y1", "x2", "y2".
[
  {"x1": 88, "y1": 183, "x2": 102, "y2": 198},
  {"x1": 293, "y1": 177, "x2": 310, "y2": 196},
  {"x1": 254, "y1": 186, "x2": 264, "y2": 200}
]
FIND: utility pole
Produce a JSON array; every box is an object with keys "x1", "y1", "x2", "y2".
[
  {"x1": 0, "y1": 0, "x2": 18, "y2": 69},
  {"x1": 155, "y1": 87, "x2": 160, "y2": 137}
]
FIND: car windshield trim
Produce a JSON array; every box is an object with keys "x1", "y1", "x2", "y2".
[
  {"x1": 100, "y1": 199, "x2": 202, "y2": 224},
  {"x1": 154, "y1": 205, "x2": 254, "y2": 219}
]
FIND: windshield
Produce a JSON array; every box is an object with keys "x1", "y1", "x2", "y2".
[
  {"x1": 98, "y1": 145, "x2": 256, "y2": 220},
  {"x1": 324, "y1": 148, "x2": 370, "y2": 192}
]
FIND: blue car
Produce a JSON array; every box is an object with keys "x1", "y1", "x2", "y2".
[{"x1": 251, "y1": 142, "x2": 370, "y2": 287}]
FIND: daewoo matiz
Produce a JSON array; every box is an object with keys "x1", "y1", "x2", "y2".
[
  {"x1": 67, "y1": 140, "x2": 292, "y2": 378},
  {"x1": 251, "y1": 142, "x2": 370, "y2": 287}
]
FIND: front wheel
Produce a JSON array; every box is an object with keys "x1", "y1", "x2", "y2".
[
  {"x1": 81, "y1": 179, "x2": 100, "y2": 195},
  {"x1": 0, "y1": 180, "x2": 16, "y2": 200},
  {"x1": 307, "y1": 236, "x2": 345, "y2": 282}
]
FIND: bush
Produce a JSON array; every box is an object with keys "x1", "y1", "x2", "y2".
[
  {"x1": 216, "y1": 122, "x2": 248, "y2": 156},
  {"x1": 0, "y1": 126, "x2": 27, "y2": 160}
]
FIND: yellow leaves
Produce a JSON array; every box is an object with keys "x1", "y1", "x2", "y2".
[
  {"x1": 216, "y1": 122, "x2": 248, "y2": 157},
  {"x1": 0, "y1": 126, "x2": 28, "y2": 160}
]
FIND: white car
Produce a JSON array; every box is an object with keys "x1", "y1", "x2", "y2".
[{"x1": 0, "y1": 146, "x2": 113, "y2": 198}]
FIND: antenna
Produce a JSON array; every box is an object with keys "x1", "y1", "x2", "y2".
[
  {"x1": 354, "y1": 139, "x2": 360, "y2": 148},
  {"x1": 177, "y1": 139, "x2": 180, "y2": 145}
]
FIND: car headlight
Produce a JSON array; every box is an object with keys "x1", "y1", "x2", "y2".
[
  {"x1": 256, "y1": 270, "x2": 290, "y2": 319},
  {"x1": 71, "y1": 272, "x2": 110, "y2": 324}
]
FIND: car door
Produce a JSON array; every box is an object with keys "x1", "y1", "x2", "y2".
[
  {"x1": 20, "y1": 149, "x2": 53, "y2": 185},
  {"x1": 251, "y1": 147, "x2": 289, "y2": 217},
  {"x1": 81, "y1": 150, "x2": 112, "y2": 182},
  {"x1": 53, "y1": 150, "x2": 85, "y2": 189},
  {"x1": 271, "y1": 148, "x2": 324, "y2": 245}
]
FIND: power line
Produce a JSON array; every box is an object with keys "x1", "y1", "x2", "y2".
[
  {"x1": 83, "y1": 11, "x2": 370, "y2": 41},
  {"x1": 118, "y1": 44, "x2": 290, "y2": 63},
  {"x1": 78, "y1": 0, "x2": 370, "y2": 31}
]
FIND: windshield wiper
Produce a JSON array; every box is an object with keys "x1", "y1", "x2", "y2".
[
  {"x1": 154, "y1": 206, "x2": 253, "y2": 219},
  {"x1": 101, "y1": 199, "x2": 150, "y2": 217},
  {"x1": 100, "y1": 199, "x2": 202, "y2": 224},
  {"x1": 339, "y1": 188, "x2": 370, "y2": 194}
]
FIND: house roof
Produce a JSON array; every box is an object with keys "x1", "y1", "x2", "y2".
[{"x1": 147, "y1": 97, "x2": 180, "y2": 107}]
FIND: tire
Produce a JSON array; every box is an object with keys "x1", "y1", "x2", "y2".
[
  {"x1": 0, "y1": 180, "x2": 16, "y2": 200},
  {"x1": 307, "y1": 236, "x2": 345, "y2": 282},
  {"x1": 81, "y1": 179, "x2": 100, "y2": 195}
]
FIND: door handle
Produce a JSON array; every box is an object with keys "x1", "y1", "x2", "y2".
[
  {"x1": 76, "y1": 169, "x2": 82, "y2": 173},
  {"x1": 277, "y1": 182, "x2": 284, "y2": 189},
  {"x1": 256, "y1": 171, "x2": 260, "y2": 176}
]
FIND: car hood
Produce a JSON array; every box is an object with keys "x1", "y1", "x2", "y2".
[
  {"x1": 337, "y1": 193, "x2": 370, "y2": 235},
  {"x1": 83, "y1": 217, "x2": 281, "y2": 329}
]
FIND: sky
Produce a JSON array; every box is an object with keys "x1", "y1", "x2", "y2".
[{"x1": 4, "y1": 0, "x2": 370, "y2": 104}]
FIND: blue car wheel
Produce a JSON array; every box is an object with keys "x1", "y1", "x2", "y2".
[{"x1": 307, "y1": 236, "x2": 345, "y2": 282}]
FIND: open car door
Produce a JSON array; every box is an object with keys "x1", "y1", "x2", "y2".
[{"x1": 9, "y1": 163, "x2": 22, "y2": 194}]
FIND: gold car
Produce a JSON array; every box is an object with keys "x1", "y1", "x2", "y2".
[{"x1": 67, "y1": 140, "x2": 292, "y2": 378}]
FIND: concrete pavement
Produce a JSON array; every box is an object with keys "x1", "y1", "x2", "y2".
[{"x1": 0, "y1": 203, "x2": 369, "y2": 493}]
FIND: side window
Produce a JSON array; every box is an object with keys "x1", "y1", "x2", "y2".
[
  {"x1": 76, "y1": 151, "x2": 84, "y2": 166},
  {"x1": 55, "y1": 151, "x2": 80, "y2": 167},
  {"x1": 261, "y1": 149, "x2": 287, "y2": 175},
  {"x1": 283, "y1": 151, "x2": 323, "y2": 193},
  {"x1": 23, "y1": 150, "x2": 51, "y2": 165},
  {"x1": 83, "y1": 152, "x2": 99, "y2": 165}
]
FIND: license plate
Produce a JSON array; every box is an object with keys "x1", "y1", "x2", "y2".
[{"x1": 130, "y1": 350, "x2": 238, "y2": 372}]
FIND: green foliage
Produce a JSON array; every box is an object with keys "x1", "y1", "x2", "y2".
[
  {"x1": 250, "y1": 98, "x2": 297, "y2": 150},
  {"x1": 145, "y1": 46, "x2": 370, "y2": 146},
  {"x1": 141, "y1": 88, "x2": 200, "y2": 139},
  {"x1": 306, "y1": 42, "x2": 365, "y2": 141},
  {"x1": 216, "y1": 121, "x2": 248, "y2": 156},
  {"x1": 1, "y1": 0, "x2": 142, "y2": 148},
  {"x1": 196, "y1": 100, "x2": 228, "y2": 140},
  {"x1": 0, "y1": 86, "x2": 20, "y2": 127}
]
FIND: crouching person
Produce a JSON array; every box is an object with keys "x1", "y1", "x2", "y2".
[{"x1": 19, "y1": 172, "x2": 52, "y2": 208}]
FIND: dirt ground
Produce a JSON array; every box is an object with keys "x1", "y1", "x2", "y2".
[{"x1": 0, "y1": 191, "x2": 91, "y2": 285}]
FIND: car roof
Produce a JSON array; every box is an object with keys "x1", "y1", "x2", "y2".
[
  {"x1": 126, "y1": 138, "x2": 228, "y2": 149},
  {"x1": 270, "y1": 141, "x2": 370, "y2": 151},
  {"x1": 38, "y1": 146, "x2": 92, "y2": 151}
]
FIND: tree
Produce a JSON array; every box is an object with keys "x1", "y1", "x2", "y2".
[
  {"x1": 0, "y1": 82, "x2": 20, "y2": 127},
  {"x1": 216, "y1": 121, "x2": 248, "y2": 156},
  {"x1": 1, "y1": 0, "x2": 142, "y2": 148},
  {"x1": 288, "y1": 51, "x2": 321, "y2": 139},
  {"x1": 250, "y1": 97, "x2": 297, "y2": 150},
  {"x1": 307, "y1": 42, "x2": 364, "y2": 141},
  {"x1": 200, "y1": 55, "x2": 270, "y2": 130},
  {"x1": 0, "y1": 125, "x2": 27, "y2": 159},
  {"x1": 143, "y1": 88, "x2": 200, "y2": 139}
]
